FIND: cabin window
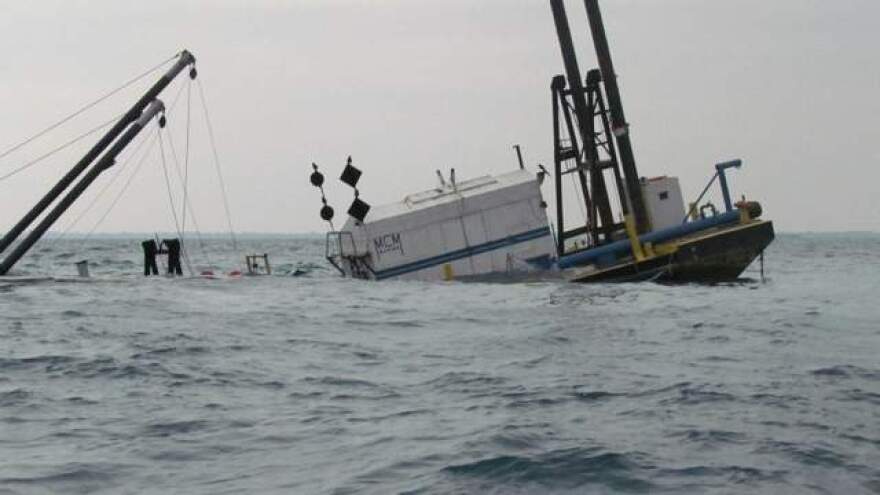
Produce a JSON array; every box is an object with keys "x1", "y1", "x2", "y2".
[{"x1": 659, "y1": 191, "x2": 669, "y2": 200}]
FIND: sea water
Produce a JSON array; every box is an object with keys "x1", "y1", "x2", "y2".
[{"x1": 1, "y1": 233, "x2": 878, "y2": 494}]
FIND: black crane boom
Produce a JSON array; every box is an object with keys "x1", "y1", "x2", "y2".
[
  {"x1": 0, "y1": 50, "x2": 195, "y2": 258},
  {"x1": 0, "y1": 101, "x2": 166, "y2": 276},
  {"x1": 582, "y1": 0, "x2": 649, "y2": 233}
]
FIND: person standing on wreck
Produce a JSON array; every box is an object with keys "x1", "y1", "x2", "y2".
[
  {"x1": 161, "y1": 238, "x2": 183, "y2": 276},
  {"x1": 141, "y1": 239, "x2": 159, "y2": 276}
]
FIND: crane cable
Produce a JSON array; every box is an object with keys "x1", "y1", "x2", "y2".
[
  {"x1": 2, "y1": 57, "x2": 236, "y2": 278},
  {"x1": 162, "y1": 129, "x2": 202, "y2": 236},
  {"x1": 0, "y1": 53, "x2": 180, "y2": 164},
  {"x1": 76, "y1": 131, "x2": 161, "y2": 252},
  {"x1": 161, "y1": 98, "x2": 211, "y2": 268},
  {"x1": 180, "y1": 79, "x2": 192, "y2": 247},
  {"x1": 0, "y1": 113, "x2": 123, "y2": 183},
  {"x1": 48, "y1": 79, "x2": 195, "y2": 276},
  {"x1": 196, "y1": 79, "x2": 239, "y2": 254},
  {"x1": 41, "y1": 79, "x2": 189, "y2": 250},
  {"x1": 176, "y1": 78, "x2": 213, "y2": 270},
  {"x1": 157, "y1": 127, "x2": 194, "y2": 276},
  {"x1": 41, "y1": 129, "x2": 162, "y2": 278},
  {"x1": 157, "y1": 79, "x2": 207, "y2": 274},
  {"x1": 48, "y1": 130, "x2": 158, "y2": 247},
  {"x1": 162, "y1": 94, "x2": 206, "y2": 245}
]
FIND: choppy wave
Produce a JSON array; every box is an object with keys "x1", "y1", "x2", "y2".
[{"x1": 1, "y1": 234, "x2": 879, "y2": 493}]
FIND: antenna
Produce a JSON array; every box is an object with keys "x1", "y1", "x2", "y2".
[
  {"x1": 436, "y1": 169, "x2": 447, "y2": 189},
  {"x1": 513, "y1": 144, "x2": 525, "y2": 170}
]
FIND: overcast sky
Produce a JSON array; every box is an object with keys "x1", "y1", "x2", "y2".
[{"x1": 0, "y1": 0, "x2": 877, "y2": 235}]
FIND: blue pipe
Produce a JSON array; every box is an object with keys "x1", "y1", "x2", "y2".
[{"x1": 557, "y1": 209, "x2": 741, "y2": 269}]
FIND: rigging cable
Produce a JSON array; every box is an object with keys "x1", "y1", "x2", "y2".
[
  {"x1": 178, "y1": 78, "x2": 213, "y2": 270},
  {"x1": 180, "y1": 78, "x2": 192, "y2": 246},
  {"x1": 162, "y1": 130, "x2": 201, "y2": 233},
  {"x1": 161, "y1": 106, "x2": 211, "y2": 267},
  {"x1": 163, "y1": 79, "x2": 213, "y2": 268},
  {"x1": 77, "y1": 131, "x2": 161, "y2": 251},
  {"x1": 42, "y1": 128, "x2": 162, "y2": 278},
  {"x1": 40, "y1": 79, "x2": 189, "y2": 251},
  {"x1": 196, "y1": 79, "x2": 239, "y2": 254},
  {"x1": 0, "y1": 53, "x2": 179, "y2": 163},
  {"x1": 50, "y1": 130, "x2": 159, "y2": 246},
  {"x1": 126, "y1": 78, "x2": 208, "y2": 272},
  {"x1": 157, "y1": 127, "x2": 194, "y2": 276},
  {"x1": 0, "y1": 113, "x2": 124, "y2": 183},
  {"x1": 27, "y1": 74, "x2": 186, "y2": 276}
]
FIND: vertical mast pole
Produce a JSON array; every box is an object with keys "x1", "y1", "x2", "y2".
[
  {"x1": 582, "y1": 0, "x2": 649, "y2": 233},
  {"x1": 549, "y1": 0, "x2": 615, "y2": 239},
  {"x1": 552, "y1": 83, "x2": 565, "y2": 257}
]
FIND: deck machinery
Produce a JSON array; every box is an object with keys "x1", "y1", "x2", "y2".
[{"x1": 548, "y1": 0, "x2": 774, "y2": 282}]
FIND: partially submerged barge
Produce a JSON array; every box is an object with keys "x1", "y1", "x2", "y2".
[{"x1": 315, "y1": 0, "x2": 773, "y2": 283}]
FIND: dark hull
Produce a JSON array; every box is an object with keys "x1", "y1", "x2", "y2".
[{"x1": 568, "y1": 220, "x2": 775, "y2": 283}]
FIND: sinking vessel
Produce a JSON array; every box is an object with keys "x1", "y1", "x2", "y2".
[
  {"x1": 315, "y1": 0, "x2": 773, "y2": 283},
  {"x1": 546, "y1": 0, "x2": 773, "y2": 282},
  {"x1": 314, "y1": 161, "x2": 556, "y2": 281}
]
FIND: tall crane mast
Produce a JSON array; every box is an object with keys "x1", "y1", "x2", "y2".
[
  {"x1": 549, "y1": 0, "x2": 650, "y2": 255},
  {"x1": 582, "y1": 0, "x2": 649, "y2": 234}
]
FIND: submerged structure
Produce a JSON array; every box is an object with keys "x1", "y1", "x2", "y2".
[
  {"x1": 326, "y1": 167, "x2": 555, "y2": 281},
  {"x1": 315, "y1": 0, "x2": 773, "y2": 283},
  {"x1": 547, "y1": 0, "x2": 774, "y2": 282},
  {"x1": 311, "y1": 159, "x2": 556, "y2": 281}
]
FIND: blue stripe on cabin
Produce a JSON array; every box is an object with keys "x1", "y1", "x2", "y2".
[{"x1": 374, "y1": 226, "x2": 553, "y2": 280}]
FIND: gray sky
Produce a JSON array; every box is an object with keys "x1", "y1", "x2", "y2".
[{"x1": 0, "y1": 0, "x2": 877, "y2": 234}]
